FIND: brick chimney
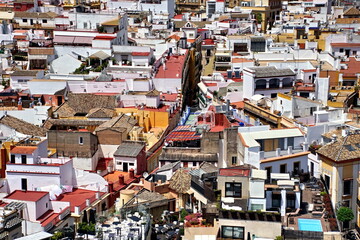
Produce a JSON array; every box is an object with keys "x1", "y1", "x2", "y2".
[
  {"x1": 129, "y1": 168, "x2": 135, "y2": 179},
  {"x1": 118, "y1": 174, "x2": 124, "y2": 185}
]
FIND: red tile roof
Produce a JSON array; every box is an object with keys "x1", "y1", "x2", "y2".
[
  {"x1": 104, "y1": 171, "x2": 140, "y2": 191},
  {"x1": 331, "y1": 43, "x2": 360, "y2": 47},
  {"x1": 340, "y1": 57, "x2": 360, "y2": 77},
  {"x1": 154, "y1": 53, "x2": 188, "y2": 79},
  {"x1": 10, "y1": 146, "x2": 37, "y2": 154},
  {"x1": 5, "y1": 190, "x2": 49, "y2": 202},
  {"x1": 160, "y1": 93, "x2": 178, "y2": 102},
  {"x1": 219, "y1": 168, "x2": 250, "y2": 177},
  {"x1": 56, "y1": 188, "x2": 106, "y2": 212},
  {"x1": 132, "y1": 52, "x2": 150, "y2": 56},
  {"x1": 166, "y1": 131, "x2": 201, "y2": 142}
]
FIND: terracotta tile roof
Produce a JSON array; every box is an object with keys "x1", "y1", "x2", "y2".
[
  {"x1": 331, "y1": 43, "x2": 360, "y2": 47},
  {"x1": 86, "y1": 108, "x2": 117, "y2": 118},
  {"x1": 169, "y1": 169, "x2": 191, "y2": 194},
  {"x1": 28, "y1": 47, "x2": 54, "y2": 55},
  {"x1": 343, "y1": 6, "x2": 360, "y2": 16},
  {"x1": 336, "y1": 18, "x2": 360, "y2": 24},
  {"x1": 0, "y1": 115, "x2": 47, "y2": 137},
  {"x1": 219, "y1": 166, "x2": 251, "y2": 177},
  {"x1": 14, "y1": 11, "x2": 58, "y2": 18},
  {"x1": 10, "y1": 146, "x2": 37, "y2": 154},
  {"x1": 5, "y1": 190, "x2": 49, "y2": 202},
  {"x1": 10, "y1": 70, "x2": 38, "y2": 76},
  {"x1": 317, "y1": 133, "x2": 360, "y2": 161},
  {"x1": 53, "y1": 93, "x2": 117, "y2": 117}
]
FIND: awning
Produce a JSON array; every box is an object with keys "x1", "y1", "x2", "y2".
[
  {"x1": 53, "y1": 36, "x2": 93, "y2": 45},
  {"x1": 74, "y1": 36, "x2": 93, "y2": 45},
  {"x1": 271, "y1": 173, "x2": 290, "y2": 180},
  {"x1": 53, "y1": 35, "x2": 75, "y2": 44},
  {"x1": 89, "y1": 50, "x2": 110, "y2": 60}
]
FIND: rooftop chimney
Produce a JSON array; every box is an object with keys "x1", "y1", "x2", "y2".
[
  {"x1": 118, "y1": 174, "x2": 124, "y2": 185},
  {"x1": 331, "y1": 134, "x2": 337, "y2": 142},
  {"x1": 129, "y1": 169, "x2": 135, "y2": 179}
]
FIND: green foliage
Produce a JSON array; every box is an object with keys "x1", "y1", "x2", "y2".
[
  {"x1": 97, "y1": 25, "x2": 105, "y2": 33},
  {"x1": 337, "y1": 207, "x2": 354, "y2": 223},
  {"x1": 320, "y1": 191, "x2": 327, "y2": 196},
  {"x1": 255, "y1": 13, "x2": 262, "y2": 24},
  {"x1": 274, "y1": 236, "x2": 283, "y2": 240},
  {"x1": 78, "y1": 222, "x2": 96, "y2": 235},
  {"x1": 98, "y1": 216, "x2": 107, "y2": 224},
  {"x1": 74, "y1": 63, "x2": 89, "y2": 74},
  {"x1": 51, "y1": 231, "x2": 63, "y2": 240},
  {"x1": 180, "y1": 209, "x2": 189, "y2": 221}
]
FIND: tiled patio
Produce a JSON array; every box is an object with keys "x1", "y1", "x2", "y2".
[{"x1": 285, "y1": 183, "x2": 333, "y2": 232}]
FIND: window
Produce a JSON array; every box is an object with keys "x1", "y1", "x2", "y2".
[
  {"x1": 353, "y1": 51, "x2": 357, "y2": 56},
  {"x1": 343, "y1": 200, "x2": 350, "y2": 208},
  {"x1": 343, "y1": 179, "x2": 352, "y2": 195},
  {"x1": 117, "y1": 161, "x2": 122, "y2": 165},
  {"x1": 272, "y1": 193, "x2": 281, "y2": 208},
  {"x1": 22, "y1": 19, "x2": 27, "y2": 23},
  {"x1": 286, "y1": 193, "x2": 296, "y2": 208},
  {"x1": 325, "y1": 175, "x2": 330, "y2": 191},
  {"x1": 265, "y1": 167, "x2": 271, "y2": 182},
  {"x1": 280, "y1": 164, "x2": 287, "y2": 173},
  {"x1": 271, "y1": 93, "x2": 277, "y2": 98},
  {"x1": 42, "y1": 19, "x2": 47, "y2": 23},
  {"x1": 79, "y1": 137, "x2": 83, "y2": 145},
  {"x1": 129, "y1": 163, "x2": 134, "y2": 166},
  {"x1": 10, "y1": 155, "x2": 15, "y2": 163},
  {"x1": 21, "y1": 178, "x2": 27, "y2": 191},
  {"x1": 225, "y1": 182, "x2": 242, "y2": 198},
  {"x1": 287, "y1": 137, "x2": 294, "y2": 148},
  {"x1": 221, "y1": 226, "x2": 244, "y2": 239},
  {"x1": 21, "y1": 155, "x2": 27, "y2": 164},
  {"x1": 193, "y1": 162, "x2": 197, "y2": 167},
  {"x1": 339, "y1": 48, "x2": 344, "y2": 53},
  {"x1": 293, "y1": 161, "x2": 300, "y2": 174},
  {"x1": 46, "y1": 203, "x2": 48, "y2": 208},
  {"x1": 250, "y1": 203, "x2": 263, "y2": 211},
  {"x1": 231, "y1": 156, "x2": 237, "y2": 165}
]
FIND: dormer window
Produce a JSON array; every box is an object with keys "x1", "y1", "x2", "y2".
[
  {"x1": 22, "y1": 19, "x2": 27, "y2": 23},
  {"x1": 79, "y1": 137, "x2": 84, "y2": 145}
]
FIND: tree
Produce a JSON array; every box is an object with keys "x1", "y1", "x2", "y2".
[
  {"x1": 337, "y1": 207, "x2": 354, "y2": 230},
  {"x1": 51, "y1": 231, "x2": 63, "y2": 240},
  {"x1": 78, "y1": 222, "x2": 96, "y2": 239}
]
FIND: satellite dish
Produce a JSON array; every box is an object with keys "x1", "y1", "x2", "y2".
[{"x1": 143, "y1": 172, "x2": 149, "y2": 178}]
